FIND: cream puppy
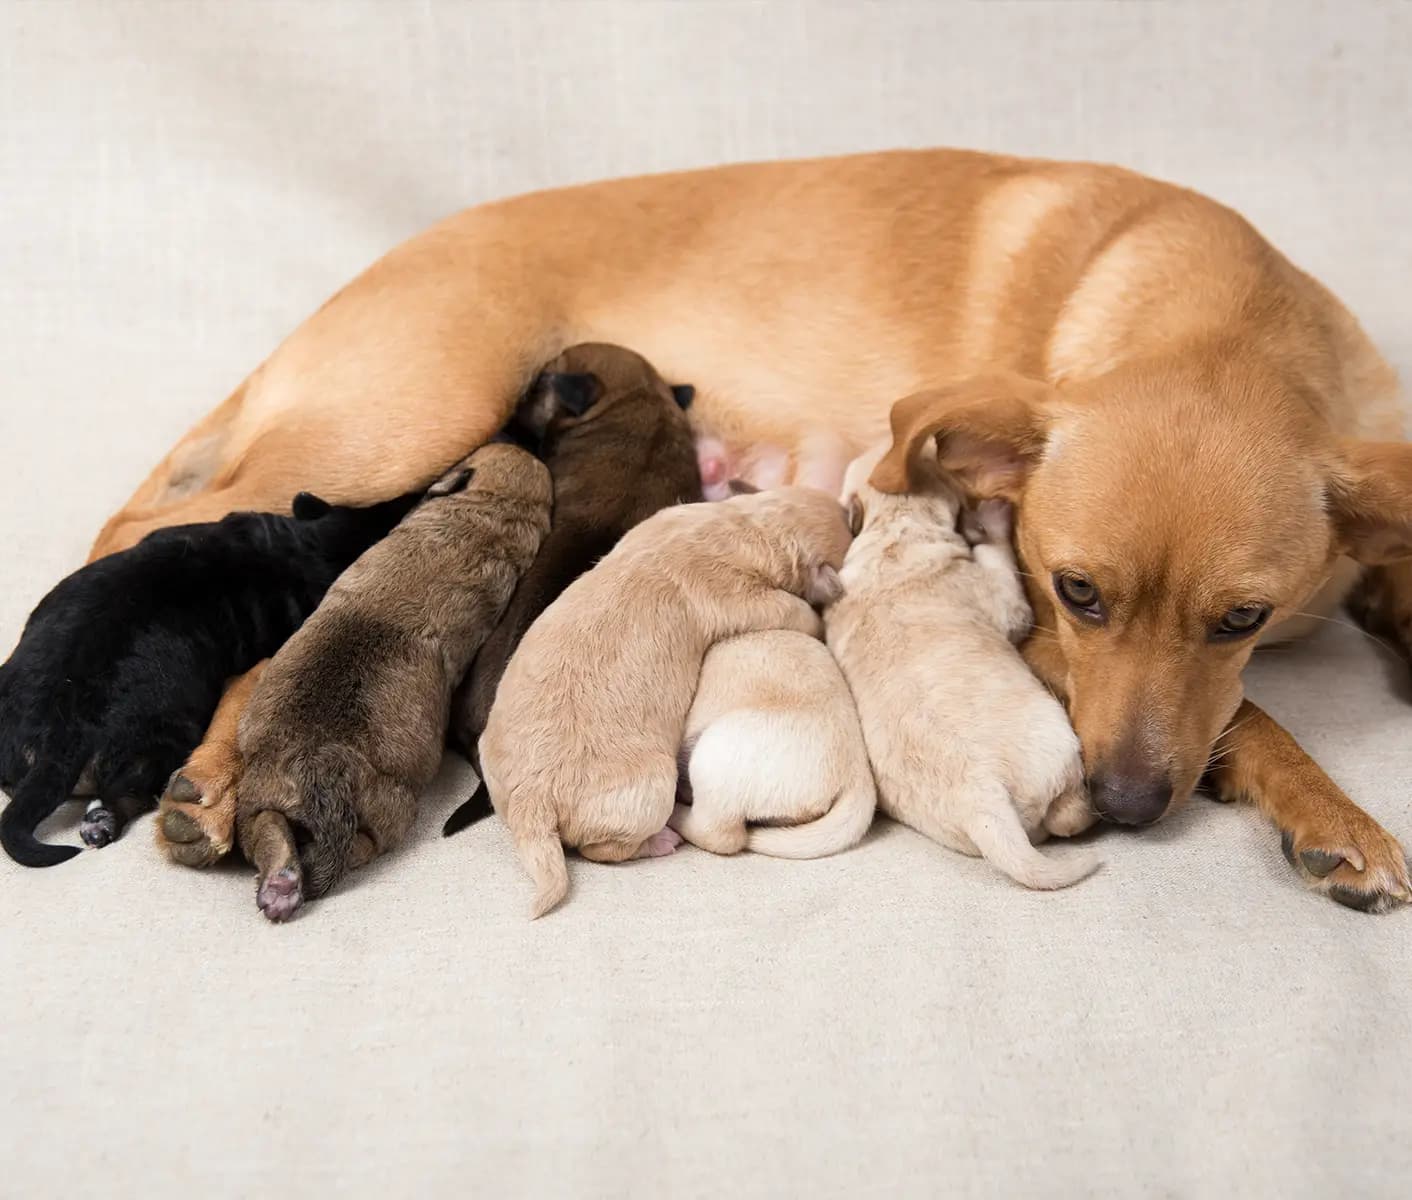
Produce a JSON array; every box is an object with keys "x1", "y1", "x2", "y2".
[
  {"x1": 479, "y1": 487, "x2": 853, "y2": 917},
  {"x1": 671, "y1": 630, "x2": 875, "y2": 858},
  {"x1": 826, "y1": 445, "x2": 1098, "y2": 890}
]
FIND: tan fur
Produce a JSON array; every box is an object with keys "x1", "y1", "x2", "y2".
[
  {"x1": 236, "y1": 443, "x2": 551, "y2": 919},
  {"x1": 671, "y1": 630, "x2": 876, "y2": 858},
  {"x1": 829, "y1": 445, "x2": 1099, "y2": 890},
  {"x1": 87, "y1": 148, "x2": 1411, "y2": 907},
  {"x1": 479, "y1": 488, "x2": 853, "y2": 917}
]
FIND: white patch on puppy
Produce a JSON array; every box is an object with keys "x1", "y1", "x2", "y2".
[
  {"x1": 825, "y1": 442, "x2": 1099, "y2": 890},
  {"x1": 672, "y1": 630, "x2": 875, "y2": 858}
]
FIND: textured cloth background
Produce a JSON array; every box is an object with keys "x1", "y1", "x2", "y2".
[{"x1": 2, "y1": 2, "x2": 1410, "y2": 1196}]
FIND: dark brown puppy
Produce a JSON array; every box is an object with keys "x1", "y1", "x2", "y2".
[
  {"x1": 442, "y1": 342, "x2": 702, "y2": 833},
  {"x1": 235, "y1": 442, "x2": 552, "y2": 921}
]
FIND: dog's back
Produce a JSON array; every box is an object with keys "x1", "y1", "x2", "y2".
[
  {"x1": 238, "y1": 444, "x2": 552, "y2": 900},
  {"x1": 828, "y1": 455, "x2": 1095, "y2": 890},
  {"x1": 449, "y1": 343, "x2": 701, "y2": 762}
]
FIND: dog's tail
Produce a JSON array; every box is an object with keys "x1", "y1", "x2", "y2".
[
  {"x1": 511, "y1": 798, "x2": 568, "y2": 919},
  {"x1": 0, "y1": 754, "x2": 85, "y2": 868},
  {"x1": 963, "y1": 783, "x2": 1099, "y2": 891},
  {"x1": 442, "y1": 780, "x2": 492, "y2": 837},
  {"x1": 290, "y1": 747, "x2": 362, "y2": 899},
  {"x1": 746, "y1": 769, "x2": 876, "y2": 859}
]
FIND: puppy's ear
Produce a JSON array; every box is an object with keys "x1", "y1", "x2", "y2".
[
  {"x1": 515, "y1": 371, "x2": 605, "y2": 438},
  {"x1": 292, "y1": 492, "x2": 332, "y2": 520},
  {"x1": 426, "y1": 467, "x2": 474, "y2": 498},
  {"x1": 870, "y1": 373, "x2": 1053, "y2": 500},
  {"x1": 1327, "y1": 440, "x2": 1412, "y2": 564},
  {"x1": 727, "y1": 479, "x2": 760, "y2": 496},
  {"x1": 845, "y1": 495, "x2": 865, "y2": 537},
  {"x1": 671, "y1": 384, "x2": 695, "y2": 410}
]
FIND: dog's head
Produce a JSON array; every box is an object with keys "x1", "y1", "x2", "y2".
[
  {"x1": 872, "y1": 362, "x2": 1412, "y2": 825},
  {"x1": 515, "y1": 343, "x2": 694, "y2": 445}
]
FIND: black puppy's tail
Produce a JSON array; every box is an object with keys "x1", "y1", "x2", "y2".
[
  {"x1": 292, "y1": 747, "x2": 362, "y2": 899},
  {"x1": 442, "y1": 781, "x2": 493, "y2": 837},
  {"x1": 1, "y1": 756, "x2": 84, "y2": 867}
]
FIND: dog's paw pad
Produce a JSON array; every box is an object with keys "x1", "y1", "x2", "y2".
[
  {"x1": 1298, "y1": 848, "x2": 1345, "y2": 878},
  {"x1": 638, "y1": 827, "x2": 683, "y2": 859},
  {"x1": 1280, "y1": 823, "x2": 1410, "y2": 914},
  {"x1": 166, "y1": 773, "x2": 201, "y2": 804},
  {"x1": 257, "y1": 868, "x2": 304, "y2": 923},
  {"x1": 79, "y1": 806, "x2": 119, "y2": 848}
]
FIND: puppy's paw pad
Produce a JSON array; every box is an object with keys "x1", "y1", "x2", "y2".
[
  {"x1": 639, "y1": 827, "x2": 683, "y2": 858},
  {"x1": 79, "y1": 806, "x2": 119, "y2": 848},
  {"x1": 166, "y1": 773, "x2": 201, "y2": 804},
  {"x1": 257, "y1": 868, "x2": 304, "y2": 923}
]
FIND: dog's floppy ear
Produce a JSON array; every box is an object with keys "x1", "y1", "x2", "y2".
[
  {"x1": 426, "y1": 467, "x2": 474, "y2": 498},
  {"x1": 671, "y1": 384, "x2": 695, "y2": 410},
  {"x1": 292, "y1": 492, "x2": 332, "y2": 520},
  {"x1": 1327, "y1": 440, "x2": 1412, "y2": 564},
  {"x1": 870, "y1": 373, "x2": 1053, "y2": 500}
]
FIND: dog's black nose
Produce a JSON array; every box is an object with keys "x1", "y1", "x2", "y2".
[{"x1": 1090, "y1": 771, "x2": 1173, "y2": 826}]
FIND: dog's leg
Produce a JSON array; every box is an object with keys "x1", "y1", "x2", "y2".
[
  {"x1": 580, "y1": 829, "x2": 683, "y2": 861},
  {"x1": 668, "y1": 802, "x2": 748, "y2": 856},
  {"x1": 238, "y1": 809, "x2": 305, "y2": 923},
  {"x1": 157, "y1": 663, "x2": 267, "y2": 868},
  {"x1": 1346, "y1": 561, "x2": 1412, "y2": 669},
  {"x1": 79, "y1": 793, "x2": 155, "y2": 849},
  {"x1": 1206, "y1": 699, "x2": 1410, "y2": 912}
]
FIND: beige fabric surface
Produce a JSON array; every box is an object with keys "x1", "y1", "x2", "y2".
[{"x1": 2, "y1": 2, "x2": 1410, "y2": 1196}]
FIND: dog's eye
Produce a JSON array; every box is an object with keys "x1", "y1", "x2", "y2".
[
  {"x1": 1213, "y1": 604, "x2": 1271, "y2": 640},
  {"x1": 1053, "y1": 571, "x2": 1104, "y2": 622}
]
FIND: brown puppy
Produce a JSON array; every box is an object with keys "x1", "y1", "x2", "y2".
[
  {"x1": 89, "y1": 150, "x2": 1411, "y2": 910},
  {"x1": 480, "y1": 487, "x2": 852, "y2": 918},
  {"x1": 446, "y1": 342, "x2": 701, "y2": 781},
  {"x1": 236, "y1": 442, "x2": 551, "y2": 921}
]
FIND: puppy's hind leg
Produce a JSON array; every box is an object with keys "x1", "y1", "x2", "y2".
[
  {"x1": 238, "y1": 809, "x2": 305, "y2": 923},
  {"x1": 80, "y1": 792, "x2": 156, "y2": 849}
]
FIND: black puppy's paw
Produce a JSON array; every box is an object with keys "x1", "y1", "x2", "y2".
[{"x1": 79, "y1": 804, "x2": 119, "y2": 848}]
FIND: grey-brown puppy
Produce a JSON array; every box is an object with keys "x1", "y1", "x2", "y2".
[
  {"x1": 236, "y1": 442, "x2": 552, "y2": 921},
  {"x1": 443, "y1": 342, "x2": 701, "y2": 830}
]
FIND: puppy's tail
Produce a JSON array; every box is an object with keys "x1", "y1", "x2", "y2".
[
  {"x1": 291, "y1": 748, "x2": 362, "y2": 899},
  {"x1": 746, "y1": 770, "x2": 876, "y2": 859},
  {"x1": 1, "y1": 755, "x2": 85, "y2": 868},
  {"x1": 512, "y1": 799, "x2": 568, "y2": 919},
  {"x1": 442, "y1": 781, "x2": 492, "y2": 837},
  {"x1": 963, "y1": 784, "x2": 1099, "y2": 891}
]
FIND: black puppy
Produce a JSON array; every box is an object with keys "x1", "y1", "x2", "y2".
[
  {"x1": 442, "y1": 342, "x2": 701, "y2": 835},
  {"x1": 0, "y1": 492, "x2": 417, "y2": 867}
]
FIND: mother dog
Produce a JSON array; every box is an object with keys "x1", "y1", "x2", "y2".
[{"x1": 92, "y1": 149, "x2": 1411, "y2": 912}]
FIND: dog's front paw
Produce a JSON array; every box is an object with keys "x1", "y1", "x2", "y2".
[
  {"x1": 156, "y1": 765, "x2": 238, "y2": 868},
  {"x1": 1279, "y1": 810, "x2": 1411, "y2": 913}
]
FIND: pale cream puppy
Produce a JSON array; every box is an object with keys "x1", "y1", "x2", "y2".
[
  {"x1": 480, "y1": 487, "x2": 854, "y2": 917},
  {"x1": 826, "y1": 444, "x2": 1099, "y2": 890},
  {"x1": 671, "y1": 630, "x2": 876, "y2": 858}
]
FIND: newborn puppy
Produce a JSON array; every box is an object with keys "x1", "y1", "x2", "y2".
[
  {"x1": 825, "y1": 445, "x2": 1099, "y2": 890},
  {"x1": 442, "y1": 342, "x2": 701, "y2": 829},
  {"x1": 671, "y1": 630, "x2": 876, "y2": 857},
  {"x1": 0, "y1": 492, "x2": 416, "y2": 867},
  {"x1": 236, "y1": 442, "x2": 551, "y2": 921},
  {"x1": 480, "y1": 486, "x2": 853, "y2": 917}
]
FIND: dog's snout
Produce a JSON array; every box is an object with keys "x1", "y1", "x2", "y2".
[{"x1": 1090, "y1": 769, "x2": 1173, "y2": 827}]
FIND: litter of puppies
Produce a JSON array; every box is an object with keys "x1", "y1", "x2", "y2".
[{"x1": 0, "y1": 343, "x2": 1102, "y2": 918}]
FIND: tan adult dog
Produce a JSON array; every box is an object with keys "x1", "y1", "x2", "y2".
[
  {"x1": 89, "y1": 148, "x2": 1411, "y2": 912},
  {"x1": 480, "y1": 487, "x2": 852, "y2": 918}
]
